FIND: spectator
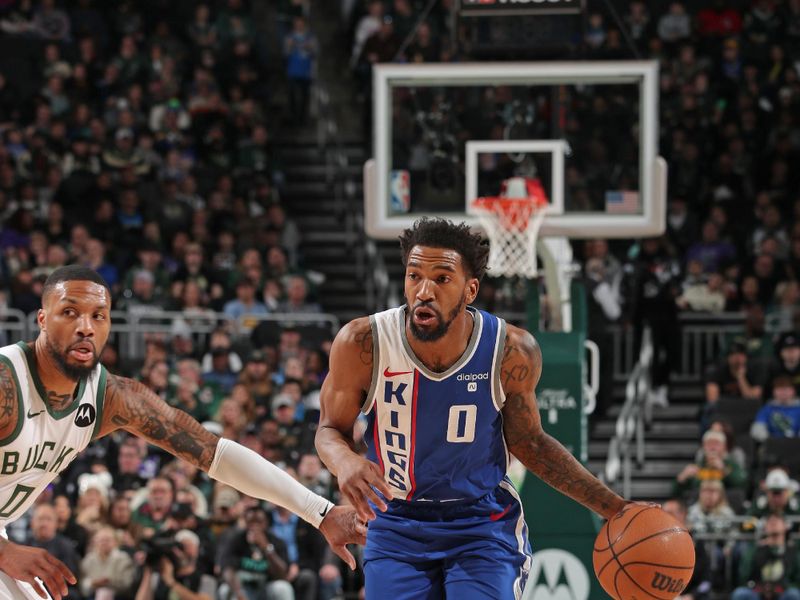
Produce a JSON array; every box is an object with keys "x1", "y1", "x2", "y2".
[
  {"x1": 658, "y1": 2, "x2": 691, "y2": 46},
  {"x1": 746, "y1": 468, "x2": 800, "y2": 522},
  {"x1": 769, "y1": 282, "x2": 800, "y2": 333},
  {"x1": 283, "y1": 17, "x2": 318, "y2": 126},
  {"x1": 351, "y1": 1, "x2": 384, "y2": 68},
  {"x1": 53, "y1": 494, "x2": 89, "y2": 558},
  {"x1": 107, "y1": 496, "x2": 139, "y2": 549},
  {"x1": 203, "y1": 347, "x2": 239, "y2": 395},
  {"x1": 278, "y1": 276, "x2": 321, "y2": 314},
  {"x1": 687, "y1": 479, "x2": 736, "y2": 534},
  {"x1": 220, "y1": 506, "x2": 293, "y2": 600},
  {"x1": 27, "y1": 504, "x2": 82, "y2": 600},
  {"x1": 705, "y1": 342, "x2": 763, "y2": 406},
  {"x1": 697, "y1": 0, "x2": 743, "y2": 41},
  {"x1": 136, "y1": 529, "x2": 216, "y2": 600},
  {"x1": 686, "y1": 221, "x2": 737, "y2": 274},
  {"x1": 80, "y1": 527, "x2": 136, "y2": 599},
  {"x1": 677, "y1": 266, "x2": 727, "y2": 313},
  {"x1": 751, "y1": 376, "x2": 800, "y2": 441},
  {"x1": 766, "y1": 334, "x2": 800, "y2": 398},
  {"x1": 724, "y1": 305, "x2": 774, "y2": 361},
  {"x1": 75, "y1": 472, "x2": 112, "y2": 536},
  {"x1": 624, "y1": 236, "x2": 681, "y2": 407},
  {"x1": 238, "y1": 350, "x2": 274, "y2": 414},
  {"x1": 200, "y1": 329, "x2": 243, "y2": 374},
  {"x1": 132, "y1": 476, "x2": 175, "y2": 539},
  {"x1": 271, "y1": 505, "x2": 318, "y2": 600},
  {"x1": 733, "y1": 515, "x2": 800, "y2": 600},
  {"x1": 114, "y1": 438, "x2": 149, "y2": 495},
  {"x1": 675, "y1": 430, "x2": 748, "y2": 496},
  {"x1": 223, "y1": 278, "x2": 268, "y2": 321},
  {"x1": 698, "y1": 420, "x2": 748, "y2": 471}
]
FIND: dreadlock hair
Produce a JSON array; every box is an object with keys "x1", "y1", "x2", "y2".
[{"x1": 399, "y1": 217, "x2": 490, "y2": 281}]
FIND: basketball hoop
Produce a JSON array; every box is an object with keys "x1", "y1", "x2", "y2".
[{"x1": 471, "y1": 177, "x2": 549, "y2": 278}]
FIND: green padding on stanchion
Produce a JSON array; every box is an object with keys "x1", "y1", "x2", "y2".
[{"x1": 519, "y1": 290, "x2": 611, "y2": 598}]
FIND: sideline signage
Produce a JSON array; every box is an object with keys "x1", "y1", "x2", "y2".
[{"x1": 459, "y1": 0, "x2": 583, "y2": 17}]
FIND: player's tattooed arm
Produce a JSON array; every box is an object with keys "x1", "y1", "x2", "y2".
[
  {"x1": 99, "y1": 374, "x2": 218, "y2": 470},
  {"x1": 501, "y1": 325, "x2": 626, "y2": 520},
  {"x1": 0, "y1": 361, "x2": 19, "y2": 441}
]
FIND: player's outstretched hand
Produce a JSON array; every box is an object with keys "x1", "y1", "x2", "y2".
[
  {"x1": 319, "y1": 505, "x2": 368, "y2": 570},
  {"x1": 336, "y1": 455, "x2": 394, "y2": 521},
  {"x1": 0, "y1": 541, "x2": 76, "y2": 600}
]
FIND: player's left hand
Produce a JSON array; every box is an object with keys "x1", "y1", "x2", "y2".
[{"x1": 318, "y1": 505, "x2": 368, "y2": 570}]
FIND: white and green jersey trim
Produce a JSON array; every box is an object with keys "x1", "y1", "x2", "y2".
[{"x1": 0, "y1": 343, "x2": 106, "y2": 526}]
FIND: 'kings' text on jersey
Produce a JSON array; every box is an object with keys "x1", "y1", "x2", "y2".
[{"x1": 363, "y1": 306, "x2": 508, "y2": 502}]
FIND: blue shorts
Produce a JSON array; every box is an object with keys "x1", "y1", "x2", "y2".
[{"x1": 364, "y1": 479, "x2": 532, "y2": 600}]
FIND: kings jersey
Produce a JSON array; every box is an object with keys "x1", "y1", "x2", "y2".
[
  {"x1": 0, "y1": 342, "x2": 106, "y2": 527},
  {"x1": 363, "y1": 306, "x2": 508, "y2": 502}
]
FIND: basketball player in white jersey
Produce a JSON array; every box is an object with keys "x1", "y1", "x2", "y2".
[{"x1": 0, "y1": 265, "x2": 366, "y2": 600}]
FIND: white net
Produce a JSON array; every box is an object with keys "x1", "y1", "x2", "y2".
[{"x1": 473, "y1": 198, "x2": 547, "y2": 278}]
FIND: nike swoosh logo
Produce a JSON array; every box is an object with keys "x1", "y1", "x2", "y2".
[
  {"x1": 489, "y1": 504, "x2": 512, "y2": 522},
  {"x1": 383, "y1": 367, "x2": 413, "y2": 378},
  {"x1": 319, "y1": 504, "x2": 332, "y2": 518},
  {"x1": 27, "y1": 409, "x2": 44, "y2": 418}
]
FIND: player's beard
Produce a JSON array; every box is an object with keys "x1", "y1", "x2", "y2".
[
  {"x1": 408, "y1": 294, "x2": 465, "y2": 342},
  {"x1": 45, "y1": 337, "x2": 100, "y2": 381}
]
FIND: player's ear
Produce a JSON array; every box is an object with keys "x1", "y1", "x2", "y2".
[
  {"x1": 465, "y1": 278, "x2": 479, "y2": 304},
  {"x1": 37, "y1": 308, "x2": 46, "y2": 331}
]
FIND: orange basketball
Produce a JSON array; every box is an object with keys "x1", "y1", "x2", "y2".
[{"x1": 592, "y1": 504, "x2": 695, "y2": 600}]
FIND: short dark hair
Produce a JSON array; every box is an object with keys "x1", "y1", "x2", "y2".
[
  {"x1": 399, "y1": 218, "x2": 489, "y2": 281},
  {"x1": 43, "y1": 265, "x2": 111, "y2": 300}
]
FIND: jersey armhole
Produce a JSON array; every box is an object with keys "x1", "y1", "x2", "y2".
[
  {"x1": 491, "y1": 318, "x2": 507, "y2": 411},
  {"x1": 91, "y1": 365, "x2": 108, "y2": 440},
  {"x1": 361, "y1": 315, "x2": 380, "y2": 414},
  {"x1": 0, "y1": 354, "x2": 24, "y2": 447}
]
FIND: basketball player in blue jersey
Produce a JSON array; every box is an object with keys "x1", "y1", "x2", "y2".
[
  {"x1": 317, "y1": 218, "x2": 630, "y2": 599},
  {"x1": 0, "y1": 265, "x2": 366, "y2": 600}
]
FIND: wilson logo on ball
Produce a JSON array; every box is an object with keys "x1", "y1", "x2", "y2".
[{"x1": 651, "y1": 572, "x2": 684, "y2": 594}]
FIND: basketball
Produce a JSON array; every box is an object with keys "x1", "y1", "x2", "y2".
[{"x1": 592, "y1": 505, "x2": 695, "y2": 600}]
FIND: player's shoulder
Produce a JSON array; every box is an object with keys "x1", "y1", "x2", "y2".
[
  {"x1": 503, "y1": 323, "x2": 541, "y2": 359},
  {"x1": 331, "y1": 316, "x2": 375, "y2": 365},
  {"x1": 335, "y1": 316, "x2": 373, "y2": 346}
]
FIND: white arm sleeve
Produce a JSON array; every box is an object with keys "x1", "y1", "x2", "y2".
[{"x1": 208, "y1": 438, "x2": 334, "y2": 528}]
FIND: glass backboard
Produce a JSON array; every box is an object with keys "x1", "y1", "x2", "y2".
[{"x1": 364, "y1": 61, "x2": 666, "y2": 240}]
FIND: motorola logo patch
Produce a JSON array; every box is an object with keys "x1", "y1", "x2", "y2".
[{"x1": 74, "y1": 404, "x2": 96, "y2": 427}]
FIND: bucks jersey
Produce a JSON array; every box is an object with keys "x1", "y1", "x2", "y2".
[
  {"x1": 363, "y1": 306, "x2": 508, "y2": 503},
  {"x1": 0, "y1": 342, "x2": 107, "y2": 527}
]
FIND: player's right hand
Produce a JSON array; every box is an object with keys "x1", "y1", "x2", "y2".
[
  {"x1": 0, "y1": 541, "x2": 76, "y2": 600},
  {"x1": 337, "y1": 455, "x2": 394, "y2": 521},
  {"x1": 319, "y1": 505, "x2": 368, "y2": 570}
]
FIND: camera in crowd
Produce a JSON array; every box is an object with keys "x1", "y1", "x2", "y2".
[{"x1": 141, "y1": 530, "x2": 183, "y2": 569}]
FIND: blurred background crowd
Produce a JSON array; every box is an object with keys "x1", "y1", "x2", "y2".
[{"x1": 0, "y1": 0, "x2": 799, "y2": 599}]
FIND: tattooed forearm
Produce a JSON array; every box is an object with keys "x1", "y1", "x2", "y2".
[
  {"x1": 354, "y1": 329, "x2": 373, "y2": 367},
  {"x1": 167, "y1": 430, "x2": 205, "y2": 459},
  {"x1": 504, "y1": 391, "x2": 624, "y2": 518},
  {"x1": 513, "y1": 432, "x2": 625, "y2": 518},
  {"x1": 103, "y1": 374, "x2": 218, "y2": 470}
]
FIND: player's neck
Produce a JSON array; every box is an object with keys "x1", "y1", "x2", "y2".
[
  {"x1": 32, "y1": 338, "x2": 81, "y2": 408},
  {"x1": 405, "y1": 310, "x2": 474, "y2": 373}
]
